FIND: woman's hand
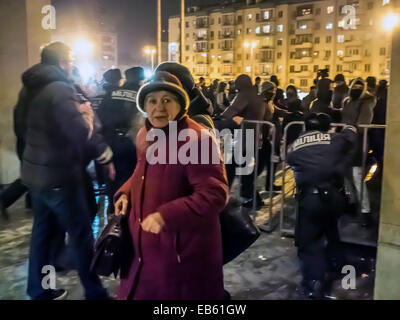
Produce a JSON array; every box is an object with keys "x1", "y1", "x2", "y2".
[
  {"x1": 141, "y1": 212, "x2": 165, "y2": 234},
  {"x1": 115, "y1": 194, "x2": 128, "y2": 216}
]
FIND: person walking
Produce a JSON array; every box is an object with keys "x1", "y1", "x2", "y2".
[
  {"x1": 114, "y1": 71, "x2": 229, "y2": 300},
  {"x1": 16, "y1": 42, "x2": 108, "y2": 300}
]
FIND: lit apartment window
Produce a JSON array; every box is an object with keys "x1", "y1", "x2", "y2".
[
  {"x1": 264, "y1": 11, "x2": 270, "y2": 20},
  {"x1": 248, "y1": 14, "x2": 252, "y2": 21},
  {"x1": 300, "y1": 24, "x2": 307, "y2": 29},
  {"x1": 327, "y1": 6, "x2": 334, "y2": 14},
  {"x1": 326, "y1": 23, "x2": 333, "y2": 29},
  {"x1": 263, "y1": 25, "x2": 270, "y2": 33},
  {"x1": 338, "y1": 20, "x2": 344, "y2": 28},
  {"x1": 337, "y1": 35, "x2": 344, "y2": 43},
  {"x1": 277, "y1": 25, "x2": 283, "y2": 32},
  {"x1": 337, "y1": 50, "x2": 344, "y2": 56},
  {"x1": 383, "y1": 0, "x2": 390, "y2": 5},
  {"x1": 246, "y1": 66, "x2": 251, "y2": 72},
  {"x1": 313, "y1": 51, "x2": 319, "y2": 57},
  {"x1": 256, "y1": 27, "x2": 261, "y2": 34},
  {"x1": 238, "y1": 29, "x2": 241, "y2": 35}
]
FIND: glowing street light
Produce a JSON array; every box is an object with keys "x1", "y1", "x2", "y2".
[
  {"x1": 72, "y1": 38, "x2": 94, "y2": 57},
  {"x1": 383, "y1": 13, "x2": 400, "y2": 31},
  {"x1": 144, "y1": 47, "x2": 157, "y2": 70}
]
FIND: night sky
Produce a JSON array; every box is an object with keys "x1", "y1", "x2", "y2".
[{"x1": 106, "y1": 0, "x2": 223, "y2": 66}]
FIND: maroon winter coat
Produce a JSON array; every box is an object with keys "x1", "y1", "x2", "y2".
[{"x1": 115, "y1": 116, "x2": 229, "y2": 300}]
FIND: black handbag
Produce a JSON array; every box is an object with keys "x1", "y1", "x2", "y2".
[
  {"x1": 90, "y1": 215, "x2": 134, "y2": 278},
  {"x1": 220, "y1": 199, "x2": 261, "y2": 264}
]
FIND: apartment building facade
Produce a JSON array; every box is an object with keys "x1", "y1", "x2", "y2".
[{"x1": 168, "y1": 0, "x2": 394, "y2": 91}]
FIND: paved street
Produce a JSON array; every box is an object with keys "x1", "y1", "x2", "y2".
[{"x1": 0, "y1": 168, "x2": 378, "y2": 300}]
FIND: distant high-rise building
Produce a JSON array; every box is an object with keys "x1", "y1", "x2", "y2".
[{"x1": 169, "y1": 0, "x2": 393, "y2": 90}]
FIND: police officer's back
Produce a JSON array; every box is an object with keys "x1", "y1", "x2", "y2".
[{"x1": 287, "y1": 113, "x2": 357, "y2": 299}]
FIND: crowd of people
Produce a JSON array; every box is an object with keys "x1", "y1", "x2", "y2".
[{"x1": 0, "y1": 40, "x2": 389, "y2": 300}]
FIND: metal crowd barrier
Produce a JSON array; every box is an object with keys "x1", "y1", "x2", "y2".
[
  {"x1": 238, "y1": 120, "x2": 278, "y2": 232},
  {"x1": 279, "y1": 122, "x2": 386, "y2": 237}
]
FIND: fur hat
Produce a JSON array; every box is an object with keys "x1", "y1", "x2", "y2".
[{"x1": 136, "y1": 71, "x2": 190, "y2": 115}]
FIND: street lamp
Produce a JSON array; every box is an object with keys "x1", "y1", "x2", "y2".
[
  {"x1": 244, "y1": 41, "x2": 257, "y2": 81},
  {"x1": 382, "y1": 13, "x2": 400, "y2": 31},
  {"x1": 144, "y1": 47, "x2": 157, "y2": 70}
]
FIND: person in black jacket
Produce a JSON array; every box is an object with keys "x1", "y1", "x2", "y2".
[
  {"x1": 332, "y1": 74, "x2": 349, "y2": 109},
  {"x1": 96, "y1": 67, "x2": 143, "y2": 199},
  {"x1": 309, "y1": 78, "x2": 341, "y2": 123},
  {"x1": 15, "y1": 42, "x2": 108, "y2": 300},
  {"x1": 287, "y1": 113, "x2": 358, "y2": 299}
]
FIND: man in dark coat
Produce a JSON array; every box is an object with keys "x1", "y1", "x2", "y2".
[
  {"x1": 301, "y1": 86, "x2": 317, "y2": 112},
  {"x1": 15, "y1": 42, "x2": 108, "y2": 300},
  {"x1": 221, "y1": 74, "x2": 265, "y2": 208},
  {"x1": 332, "y1": 74, "x2": 349, "y2": 109},
  {"x1": 95, "y1": 67, "x2": 143, "y2": 199},
  {"x1": 341, "y1": 78, "x2": 376, "y2": 220},
  {"x1": 270, "y1": 75, "x2": 285, "y2": 108},
  {"x1": 309, "y1": 78, "x2": 341, "y2": 122}
]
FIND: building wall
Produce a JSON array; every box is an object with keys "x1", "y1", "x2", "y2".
[
  {"x1": 168, "y1": 0, "x2": 393, "y2": 90},
  {"x1": 0, "y1": 0, "x2": 51, "y2": 185}
]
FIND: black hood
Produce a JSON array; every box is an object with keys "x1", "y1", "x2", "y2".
[
  {"x1": 235, "y1": 74, "x2": 253, "y2": 92},
  {"x1": 22, "y1": 63, "x2": 69, "y2": 89}
]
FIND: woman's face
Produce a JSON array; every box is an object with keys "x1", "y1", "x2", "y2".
[{"x1": 145, "y1": 90, "x2": 181, "y2": 128}]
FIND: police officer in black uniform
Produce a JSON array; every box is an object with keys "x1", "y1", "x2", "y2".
[
  {"x1": 96, "y1": 68, "x2": 145, "y2": 202},
  {"x1": 287, "y1": 113, "x2": 358, "y2": 299}
]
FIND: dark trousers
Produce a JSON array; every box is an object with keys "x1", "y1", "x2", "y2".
[
  {"x1": 27, "y1": 183, "x2": 107, "y2": 299},
  {"x1": 296, "y1": 186, "x2": 346, "y2": 284}
]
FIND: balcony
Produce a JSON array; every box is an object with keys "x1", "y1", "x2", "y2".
[
  {"x1": 256, "y1": 16, "x2": 274, "y2": 23},
  {"x1": 292, "y1": 41, "x2": 313, "y2": 49},
  {"x1": 295, "y1": 56, "x2": 313, "y2": 63},
  {"x1": 195, "y1": 22, "x2": 209, "y2": 29},
  {"x1": 260, "y1": 57, "x2": 274, "y2": 63},
  {"x1": 296, "y1": 13, "x2": 314, "y2": 21},
  {"x1": 195, "y1": 35, "x2": 209, "y2": 41},
  {"x1": 219, "y1": 34, "x2": 235, "y2": 39},
  {"x1": 194, "y1": 47, "x2": 209, "y2": 53},
  {"x1": 221, "y1": 47, "x2": 233, "y2": 51},
  {"x1": 256, "y1": 31, "x2": 275, "y2": 36},
  {"x1": 195, "y1": 61, "x2": 210, "y2": 65},
  {"x1": 344, "y1": 39, "x2": 363, "y2": 47},
  {"x1": 343, "y1": 55, "x2": 362, "y2": 62},
  {"x1": 295, "y1": 26, "x2": 313, "y2": 35},
  {"x1": 222, "y1": 20, "x2": 235, "y2": 26}
]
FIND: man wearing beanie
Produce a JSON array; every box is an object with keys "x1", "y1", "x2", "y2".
[{"x1": 113, "y1": 71, "x2": 229, "y2": 300}]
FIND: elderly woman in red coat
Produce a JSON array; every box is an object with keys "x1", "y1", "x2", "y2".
[{"x1": 114, "y1": 71, "x2": 229, "y2": 300}]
